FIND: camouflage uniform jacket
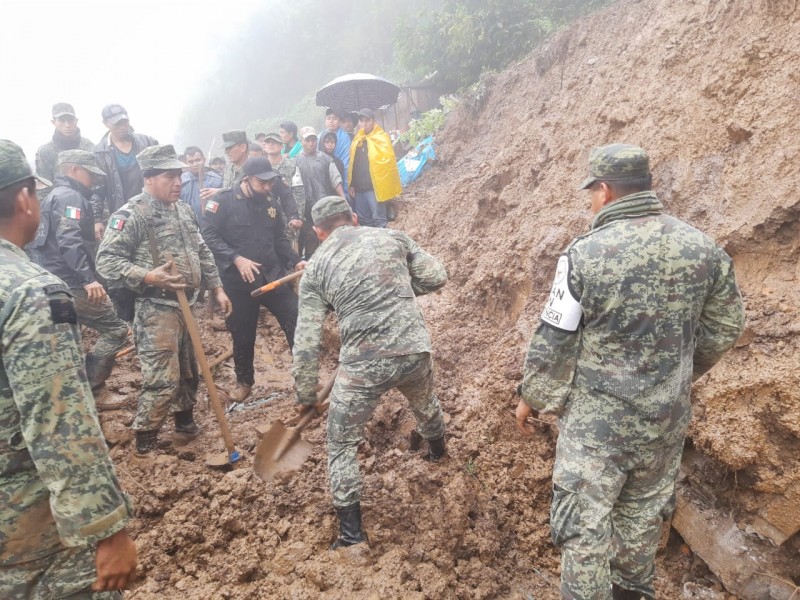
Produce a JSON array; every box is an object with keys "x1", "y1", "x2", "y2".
[
  {"x1": 520, "y1": 191, "x2": 745, "y2": 450},
  {"x1": 34, "y1": 133, "x2": 94, "y2": 201},
  {"x1": 271, "y1": 156, "x2": 305, "y2": 221},
  {"x1": 0, "y1": 239, "x2": 131, "y2": 565},
  {"x1": 293, "y1": 225, "x2": 448, "y2": 404},
  {"x1": 95, "y1": 191, "x2": 222, "y2": 308},
  {"x1": 223, "y1": 162, "x2": 244, "y2": 189}
]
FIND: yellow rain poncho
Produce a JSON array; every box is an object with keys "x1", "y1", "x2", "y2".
[{"x1": 348, "y1": 125, "x2": 402, "y2": 202}]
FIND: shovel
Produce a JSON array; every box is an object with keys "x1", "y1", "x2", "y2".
[
  {"x1": 165, "y1": 253, "x2": 241, "y2": 468},
  {"x1": 254, "y1": 370, "x2": 337, "y2": 483},
  {"x1": 250, "y1": 269, "x2": 303, "y2": 298}
]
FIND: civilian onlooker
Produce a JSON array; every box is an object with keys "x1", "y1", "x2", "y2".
[
  {"x1": 92, "y1": 104, "x2": 158, "y2": 240},
  {"x1": 248, "y1": 142, "x2": 265, "y2": 158},
  {"x1": 348, "y1": 109, "x2": 402, "y2": 228},
  {"x1": 318, "y1": 108, "x2": 352, "y2": 178},
  {"x1": 341, "y1": 112, "x2": 358, "y2": 140},
  {"x1": 280, "y1": 121, "x2": 302, "y2": 158},
  {"x1": 180, "y1": 146, "x2": 223, "y2": 218},
  {"x1": 322, "y1": 131, "x2": 346, "y2": 184},
  {"x1": 35, "y1": 103, "x2": 94, "y2": 201},
  {"x1": 295, "y1": 127, "x2": 344, "y2": 259},
  {"x1": 221, "y1": 130, "x2": 249, "y2": 188},
  {"x1": 209, "y1": 156, "x2": 226, "y2": 176}
]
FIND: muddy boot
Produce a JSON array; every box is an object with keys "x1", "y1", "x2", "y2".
[
  {"x1": 330, "y1": 503, "x2": 368, "y2": 550},
  {"x1": 612, "y1": 584, "x2": 652, "y2": 600},
  {"x1": 229, "y1": 383, "x2": 252, "y2": 404},
  {"x1": 423, "y1": 435, "x2": 447, "y2": 462},
  {"x1": 135, "y1": 430, "x2": 159, "y2": 457},
  {"x1": 85, "y1": 354, "x2": 116, "y2": 393},
  {"x1": 173, "y1": 410, "x2": 201, "y2": 446}
]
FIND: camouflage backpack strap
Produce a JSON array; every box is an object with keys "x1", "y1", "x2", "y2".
[{"x1": 130, "y1": 199, "x2": 161, "y2": 267}]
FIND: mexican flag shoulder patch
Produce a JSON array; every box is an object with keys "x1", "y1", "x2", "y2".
[
  {"x1": 205, "y1": 200, "x2": 220, "y2": 214},
  {"x1": 109, "y1": 216, "x2": 126, "y2": 231},
  {"x1": 64, "y1": 206, "x2": 81, "y2": 219}
]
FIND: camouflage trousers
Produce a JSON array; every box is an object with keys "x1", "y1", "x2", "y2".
[
  {"x1": 0, "y1": 544, "x2": 121, "y2": 599},
  {"x1": 327, "y1": 352, "x2": 445, "y2": 508},
  {"x1": 551, "y1": 432, "x2": 683, "y2": 600},
  {"x1": 131, "y1": 300, "x2": 199, "y2": 432},
  {"x1": 72, "y1": 288, "x2": 129, "y2": 389}
]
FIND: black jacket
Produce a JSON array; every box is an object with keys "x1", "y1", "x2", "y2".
[
  {"x1": 92, "y1": 131, "x2": 158, "y2": 224},
  {"x1": 272, "y1": 177, "x2": 300, "y2": 222},
  {"x1": 201, "y1": 186, "x2": 301, "y2": 292},
  {"x1": 28, "y1": 175, "x2": 97, "y2": 289}
]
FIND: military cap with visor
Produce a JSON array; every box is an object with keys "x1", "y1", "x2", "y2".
[
  {"x1": 312, "y1": 195, "x2": 352, "y2": 225},
  {"x1": 52, "y1": 102, "x2": 77, "y2": 119},
  {"x1": 0, "y1": 139, "x2": 51, "y2": 189},
  {"x1": 57, "y1": 150, "x2": 106, "y2": 176},
  {"x1": 221, "y1": 130, "x2": 249, "y2": 149},
  {"x1": 264, "y1": 132, "x2": 283, "y2": 144},
  {"x1": 136, "y1": 144, "x2": 187, "y2": 170},
  {"x1": 580, "y1": 143, "x2": 651, "y2": 190}
]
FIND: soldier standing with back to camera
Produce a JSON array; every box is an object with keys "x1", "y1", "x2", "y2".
[{"x1": 96, "y1": 145, "x2": 231, "y2": 456}]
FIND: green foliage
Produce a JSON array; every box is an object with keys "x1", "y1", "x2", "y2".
[
  {"x1": 400, "y1": 106, "x2": 447, "y2": 146},
  {"x1": 396, "y1": 0, "x2": 613, "y2": 91}
]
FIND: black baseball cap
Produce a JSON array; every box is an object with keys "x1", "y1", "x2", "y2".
[
  {"x1": 102, "y1": 104, "x2": 129, "y2": 124},
  {"x1": 243, "y1": 157, "x2": 281, "y2": 181}
]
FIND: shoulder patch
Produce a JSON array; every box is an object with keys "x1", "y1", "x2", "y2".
[
  {"x1": 64, "y1": 206, "x2": 81, "y2": 219},
  {"x1": 44, "y1": 284, "x2": 77, "y2": 324},
  {"x1": 109, "y1": 216, "x2": 126, "y2": 230},
  {"x1": 205, "y1": 199, "x2": 220, "y2": 213},
  {"x1": 540, "y1": 255, "x2": 582, "y2": 332}
]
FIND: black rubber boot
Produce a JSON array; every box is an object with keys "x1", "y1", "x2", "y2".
[
  {"x1": 330, "y1": 503, "x2": 368, "y2": 550},
  {"x1": 173, "y1": 410, "x2": 201, "y2": 446},
  {"x1": 423, "y1": 435, "x2": 447, "y2": 462},
  {"x1": 85, "y1": 354, "x2": 116, "y2": 391},
  {"x1": 135, "y1": 430, "x2": 159, "y2": 456},
  {"x1": 612, "y1": 584, "x2": 652, "y2": 600}
]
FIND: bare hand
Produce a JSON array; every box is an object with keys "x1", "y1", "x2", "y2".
[
  {"x1": 349, "y1": 187, "x2": 355, "y2": 198},
  {"x1": 84, "y1": 281, "x2": 108, "y2": 304},
  {"x1": 515, "y1": 399, "x2": 535, "y2": 436},
  {"x1": 93, "y1": 528, "x2": 137, "y2": 592},
  {"x1": 200, "y1": 187, "x2": 221, "y2": 202},
  {"x1": 234, "y1": 256, "x2": 262, "y2": 284},
  {"x1": 212, "y1": 287, "x2": 232, "y2": 317},
  {"x1": 294, "y1": 261, "x2": 307, "y2": 272},
  {"x1": 288, "y1": 219, "x2": 303, "y2": 230},
  {"x1": 298, "y1": 402, "x2": 328, "y2": 418},
  {"x1": 94, "y1": 222, "x2": 105, "y2": 241},
  {"x1": 143, "y1": 260, "x2": 187, "y2": 291}
]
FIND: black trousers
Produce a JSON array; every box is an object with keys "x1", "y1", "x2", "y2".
[
  {"x1": 298, "y1": 221, "x2": 320, "y2": 260},
  {"x1": 224, "y1": 283, "x2": 298, "y2": 386}
]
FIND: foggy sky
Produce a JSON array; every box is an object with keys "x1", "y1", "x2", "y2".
[{"x1": 1, "y1": 0, "x2": 262, "y2": 163}]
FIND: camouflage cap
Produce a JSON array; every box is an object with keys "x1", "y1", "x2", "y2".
[
  {"x1": 580, "y1": 143, "x2": 650, "y2": 190},
  {"x1": 136, "y1": 144, "x2": 187, "y2": 170},
  {"x1": 52, "y1": 102, "x2": 76, "y2": 119},
  {"x1": 264, "y1": 132, "x2": 283, "y2": 144},
  {"x1": 57, "y1": 150, "x2": 106, "y2": 176},
  {"x1": 0, "y1": 139, "x2": 51, "y2": 189},
  {"x1": 312, "y1": 195, "x2": 352, "y2": 225},
  {"x1": 221, "y1": 130, "x2": 248, "y2": 149}
]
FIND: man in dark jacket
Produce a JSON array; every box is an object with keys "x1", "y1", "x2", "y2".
[
  {"x1": 92, "y1": 104, "x2": 157, "y2": 240},
  {"x1": 35, "y1": 103, "x2": 94, "y2": 201},
  {"x1": 202, "y1": 157, "x2": 306, "y2": 404},
  {"x1": 28, "y1": 150, "x2": 129, "y2": 393}
]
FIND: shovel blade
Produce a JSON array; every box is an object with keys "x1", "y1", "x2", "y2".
[{"x1": 254, "y1": 420, "x2": 314, "y2": 483}]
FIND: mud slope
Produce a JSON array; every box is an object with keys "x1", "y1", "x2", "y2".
[{"x1": 103, "y1": 0, "x2": 798, "y2": 598}]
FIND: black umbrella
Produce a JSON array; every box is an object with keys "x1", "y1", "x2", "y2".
[{"x1": 315, "y1": 73, "x2": 401, "y2": 111}]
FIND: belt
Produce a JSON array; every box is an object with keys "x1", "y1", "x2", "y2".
[{"x1": 141, "y1": 288, "x2": 195, "y2": 302}]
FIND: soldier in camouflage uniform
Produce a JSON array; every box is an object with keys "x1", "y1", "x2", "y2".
[
  {"x1": 0, "y1": 140, "x2": 137, "y2": 597},
  {"x1": 221, "y1": 130, "x2": 250, "y2": 189},
  {"x1": 265, "y1": 132, "x2": 305, "y2": 249},
  {"x1": 28, "y1": 150, "x2": 129, "y2": 394},
  {"x1": 293, "y1": 196, "x2": 448, "y2": 549},
  {"x1": 35, "y1": 103, "x2": 95, "y2": 201},
  {"x1": 96, "y1": 145, "x2": 231, "y2": 456},
  {"x1": 516, "y1": 145, "x2": 745, "y2": 600}
]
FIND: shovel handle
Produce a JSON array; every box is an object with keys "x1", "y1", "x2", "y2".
[
  {"x1": 275, "y1": 369, "x2": 339, "y2": 460},
  {"x1": 250, "y1": 270, "x2": 303, "y2": 297},
  {"x1": 165, "y1": 253, "x2": 240, "y2": 463}
]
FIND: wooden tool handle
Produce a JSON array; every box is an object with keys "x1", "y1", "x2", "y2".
[
  {"x1": 250, "y1": 269, "x2": 303, "y2": 297},
  {"x1": 276, "y1": 369, "x2": 339, "y2": 459},
  {"x1": 165, "y1": 253, "x2": 238, "y2": 459}
]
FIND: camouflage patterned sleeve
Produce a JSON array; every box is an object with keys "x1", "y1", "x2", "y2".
[
  {"x1": 397, "y1": 232, "x2": 447, "y2": 296},
  {"x1": 95, "y1": 208, "x2": 150, "y2": 291},
  {"x1": 692, "y1": 250, "x2": 745, "y2": 379},
  {"x1": 2, "y1": 281, "x2": 131, "y2": 546},
  {"x1": 292, "y1": 270, "x2": 330, "y2": 405}
]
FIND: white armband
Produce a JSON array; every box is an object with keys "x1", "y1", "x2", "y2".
[{"x1": 540, "y1": 255, "x2": 582, "y2": 332}]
